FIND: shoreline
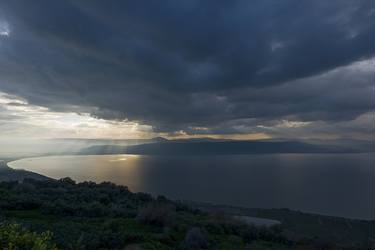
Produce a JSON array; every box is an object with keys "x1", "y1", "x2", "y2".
[
  {"x1": 4, "y1": 154, "x2": 375, "y2": 223},
  {"x1": 0, "y1": 158, "x2": 51, "y2": 182},
  {"x1": 4, "y1": 157, "x2": 282, "y2": 227}
]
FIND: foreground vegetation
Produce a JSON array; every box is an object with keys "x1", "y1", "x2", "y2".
[{"x1": 0, "y1": 178, "x2": 373, "y2": 249}]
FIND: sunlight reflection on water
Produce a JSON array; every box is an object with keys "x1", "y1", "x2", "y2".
[{"x1": 9, "y1": 153, "x2": 375, "y2": 220}]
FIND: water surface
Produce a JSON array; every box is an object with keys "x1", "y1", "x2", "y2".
[{"x1": 9, "y1": 154, "x2": 375, "y2": 220}]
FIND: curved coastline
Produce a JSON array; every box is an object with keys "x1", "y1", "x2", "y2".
[
  {"x1": 1, "y1": 158, "x2": 50, "y2": 182},
  {"x1": 5, "y1": 155, "x2": 283, "y2": 227},
  {"x1": 6, "y1": 153, "x2": 375, "y2": 221}
]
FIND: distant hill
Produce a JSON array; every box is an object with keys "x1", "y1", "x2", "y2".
[
  {"x1": 0, "y1": 137, "x2": 168, "y2": 158},
  {"x1": 305, "y1": 138, "x2": 375, "y2": 153},
  {"x1": 80, "y1": 140, "x2": 357, "y2": 155},
  {"x1": 51, "y1": 137, "x2": 168, "y2": 145}
]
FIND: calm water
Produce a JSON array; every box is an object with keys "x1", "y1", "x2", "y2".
[{"x1": 8, "y1": 154, "x2": 375, "y2": 220}]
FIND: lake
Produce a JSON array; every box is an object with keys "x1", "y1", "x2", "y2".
[{"x1": 8, "y1": 153, "x2": 375, "y2": 220}]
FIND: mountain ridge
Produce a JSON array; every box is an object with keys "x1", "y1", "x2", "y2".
[{"x1": 79, "y1": 140, "x2": 358, "y2": 155}]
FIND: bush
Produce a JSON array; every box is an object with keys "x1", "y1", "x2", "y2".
[
  {"x1": 0, "y1": 223, "x2": 57, "y2": 250},
  {"x1": 137, "y1": 203, "x2": 176, "y2": 227},
  {"x1": 182, "y1": 227, "x2": 208, "y2": 250},
  {"x1": 59, "y1": 177, "x2": 76, "y2": 186},
  {"x1": 78, "y1": 201, "x2": 108, "y2": 217}
]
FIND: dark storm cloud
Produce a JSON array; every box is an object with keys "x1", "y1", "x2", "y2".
[{"x1": 1, "y1": 0, "x2": 375, "y2": 135}]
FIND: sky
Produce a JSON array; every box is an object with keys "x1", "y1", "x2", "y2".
[{"x1": 1, "y1": 0, "x2": 375, "y2": 140}]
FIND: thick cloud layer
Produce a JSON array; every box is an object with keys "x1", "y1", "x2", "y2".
[{"x1": 0, "y1": 0, "x2": 375, "y2": 137}]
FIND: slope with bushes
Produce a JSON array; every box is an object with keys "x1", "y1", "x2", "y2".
[{"x1": 0, "y1": 178, "x2": 372, "y2": 249}]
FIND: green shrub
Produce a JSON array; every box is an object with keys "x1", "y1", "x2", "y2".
[{"x1": 0, "y1": 223, "x2": 57, "y2": 250}]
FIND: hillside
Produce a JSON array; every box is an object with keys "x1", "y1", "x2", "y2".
[{"x1": 0, "y1": 178, "x2": 374, "y2": 249}]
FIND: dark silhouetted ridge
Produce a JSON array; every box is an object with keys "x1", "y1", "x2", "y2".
[{"x1": 80, "y1": 140, "x2": 356, "y2": 155}]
